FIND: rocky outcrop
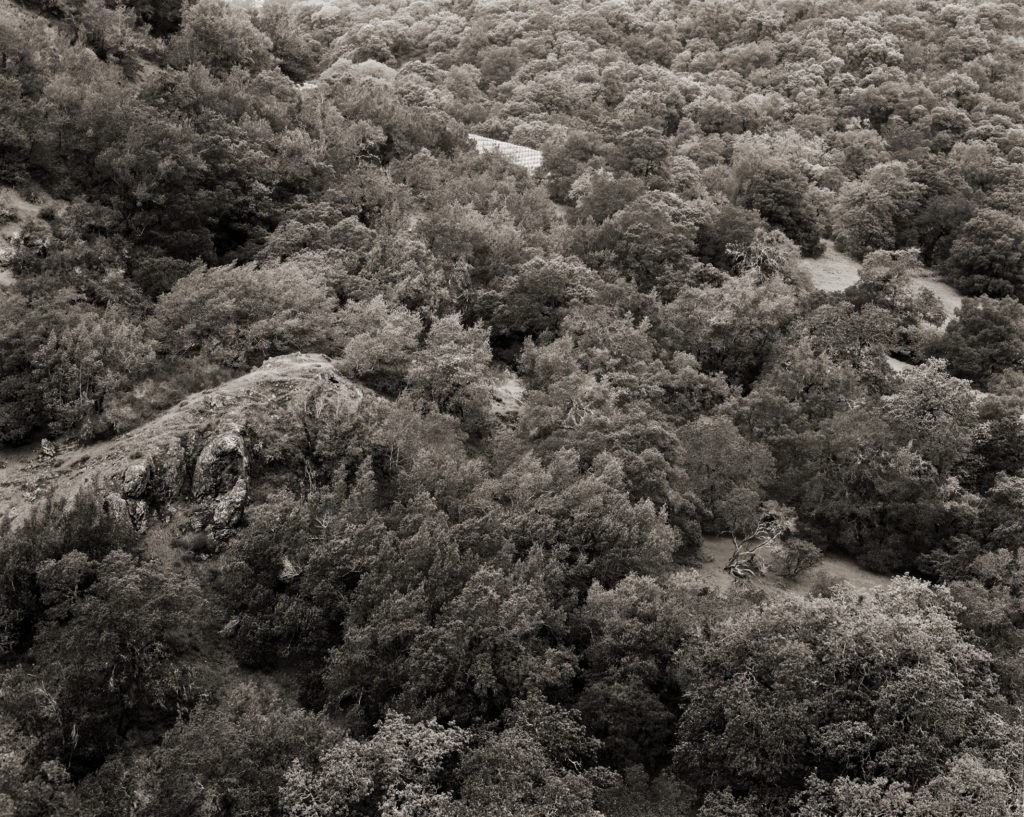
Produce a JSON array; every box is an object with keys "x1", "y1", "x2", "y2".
[
  {"x1": 192, "y1": 426, "x2": 245, "y2": 495},
  {"x1": 193, "y1": 424, "x2": 249, "y2": 532},
  {"x1": 212, "y1": 480, "x2": 247, "y2": 529},
  {"x1": 122, "y1": 460, "x2": 150, "y2": 498},
  {"x1": 103, "y1": 492, "x2": 149, "y2": 531},
  {"x1": 155, "y1": 435, "x2": 192, "y2": 500},
  {"x1": 103, "y1": 493, "x2": 131, "y2": 526},
  {"x1": 126, "y1": 499, "x2": 148, "y2": 530},
  {"x1": 0, "y1": 354, "x2": 379, "y2": 534}
]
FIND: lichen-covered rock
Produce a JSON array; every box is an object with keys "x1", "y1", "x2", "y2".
[
  {"x1": 103, "y1": 490, "x2": 148, "y2": 530},
  {"x1": 155, "y1": 435, "x2": 191, "y2": 499},
  {"x1": 103, "y1": 493, "x2": 131, "y2": 525},
  {"x1": 279, "y1": 555, "x2": 301, "y2": 582},
  {"x1": 193, "y1": 425, "x2": 247, "y2": 498},
  {"x1": 193, "y1": 424, "x2": 249, "y2": 531},
  {"x1": 122, "y1": 461, "x2": 150, "y2": 498},
  {"x1": 126, "y1": 499, "x2": 149, "y2": 530},
  {"x1": 212, "y1": 480, "x2": 247, "y2": 529}
]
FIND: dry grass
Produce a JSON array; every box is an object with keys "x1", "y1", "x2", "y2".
[
  {"x1": 697, "y1": 535, "x2": 890, "y2": 598},
  {"x1": 798, "y1": 240, "x2": 861, "y2": 291},
  {"x1": 913, "y1": 276, "x2": 962, "y2": 322},
  {"x1": 0, "y1": 353, "x2": 360, "y2": 528},
  {"x1": 468, "y1": 134, "x2": 544, "y2": 173},
  {"x1": 490, "y1": 371, "x2": 525, "y2": 417},
  {"x1": 0, "y1": 186, "x2": 62, "y2": 288},
  {"x1": 799, "y1": 240, "x2": 963, "y2": 322}
]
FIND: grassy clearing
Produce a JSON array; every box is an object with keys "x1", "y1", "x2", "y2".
[
  {"x1": 800, "y1": 240, "x2": 964, "y2": 324},
  {"x1": 798, "y1": 240, "x2": 861, "y2": 291},
  {"x1": 914, "y1": 276, "x2": 962, "y2": 322},
  {"x1": 697, "y1": 535, "x2": 890, "y2": 597}
]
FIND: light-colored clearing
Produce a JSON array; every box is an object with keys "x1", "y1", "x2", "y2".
[
  {"x1": 0, "y1": 186, "x2": 50, "y2": 238},
  {"x1": 886, "y1": 356, "x2": 915, "y2": 373},
  {"x1": 468, "y1": 134, "x2": 543, "y2": 173},
  {"x1": 799, "y1": 240, "x2": 963, "y2": 322},
  {"x1": 491, "y1": 371, "x2": 525, "y2": 417},
  {"x1": 914, "y1": 275, "x2": 962, "y2": 320},
  {"x1": 697, "y1": 535, "x2": 890, "y2": 598},
  {"x1": 798, "y1": 240, "x2": 861, "y2": 291}
]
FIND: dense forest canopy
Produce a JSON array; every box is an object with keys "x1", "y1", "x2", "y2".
[{"x1": 1, "y1": 0, "x2": 1024, "y2": 814}]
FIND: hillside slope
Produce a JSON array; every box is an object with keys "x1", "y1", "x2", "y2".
[{"x1": 0, "y1": 353, "x2": 375, "y2": 531}]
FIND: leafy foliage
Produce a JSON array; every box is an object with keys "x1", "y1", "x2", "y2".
[{"x1": 1, "y1": 0, "x2": 1024, "y2": 812}]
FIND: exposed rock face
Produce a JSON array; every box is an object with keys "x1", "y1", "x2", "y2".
[
  {"x1": 212, "y1": 480, "x2": 247, "y2": 529},
  {"x1": 279, "y1": 555, "x2": 301, "y2": 582},
  {"x1": 122, "y1": 461, "x2": 150, "y2": 499},
  {"x1": 193, "y1": 424, "x2": 249, "y2": 531},
  {"x1": 126, "y1": 499, "x2": 149, "y2": 530},
  {"x1": 103, "y1": 490, "x2": 148, "y2": 531},
  {"x1": 193, "y1": 426, "x2": 246, "y2": 495},
  {"x1": 155, "y1": 435, "x2": 191, "y2": 500},
  {"x1": 103, "y1": 493, "x2": 131, "y2": 526},
  {"x1": 0, "y1": 354, "x2": 377, "y2": 532}
]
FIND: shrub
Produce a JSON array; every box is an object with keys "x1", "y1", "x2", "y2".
[
  {"x1": 771, "y1": 537, "x2": 824, "y2": 578},
  {"x1": 152, "y1": 259, "x2": 346, "y2": 368}
]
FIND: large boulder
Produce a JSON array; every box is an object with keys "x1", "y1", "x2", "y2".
[
  {"x1": 193, "y1": 426, "x2": 247, "y2": 496},
  {"x1": 193, "y1": 424, "x2": 249, "y2": 531},
  {"x1": 154, "y1": 434, "x2": 193, "y2": 500},
  {"x1": 103, "y1": 491, "x2": 148, "y2": 531},
  {"x1": 122, "y1": 460, "x2": 150, "y2": 499},
  {"x1": 103, "y1": 493, "x2": 131, "y2": 526},
  {"x1": 212, "y1": 480, "x2": 247, "y2": 529}
]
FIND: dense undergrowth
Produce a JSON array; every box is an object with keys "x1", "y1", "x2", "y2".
[{"x1": 1, "y1": 0, "x2": 1024, "y2": 814}]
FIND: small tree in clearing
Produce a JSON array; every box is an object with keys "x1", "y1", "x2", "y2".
[{"x1": 725, "y1": 502, "x2": 797, "y2": 579}]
